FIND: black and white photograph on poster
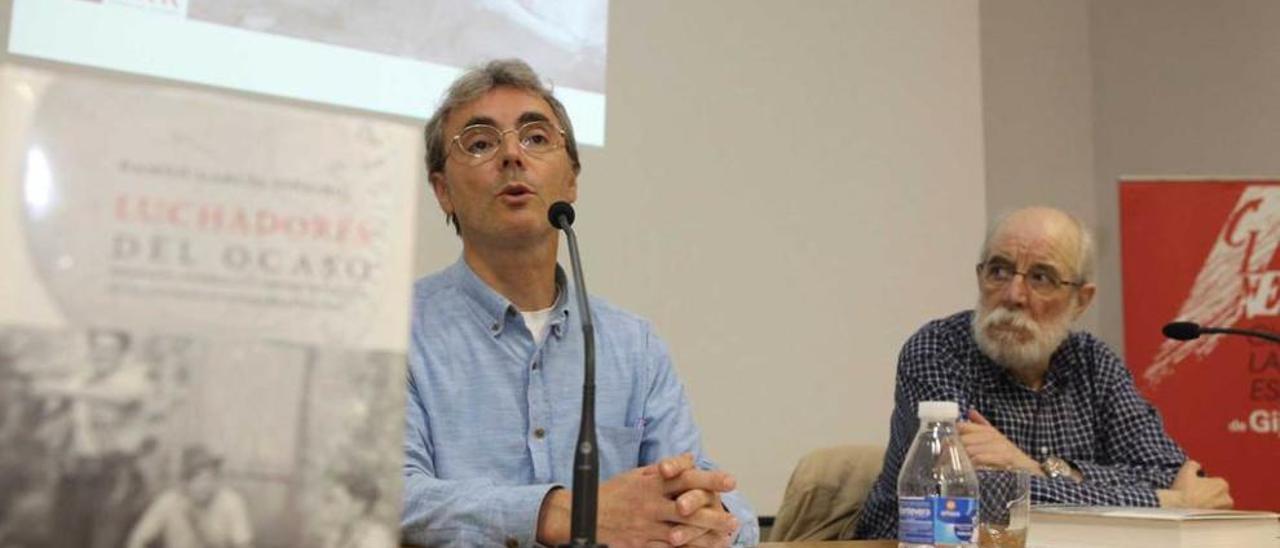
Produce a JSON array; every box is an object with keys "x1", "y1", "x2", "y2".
[{"x1": 0, "y1": 325, "x2": 402, "y2": 548}]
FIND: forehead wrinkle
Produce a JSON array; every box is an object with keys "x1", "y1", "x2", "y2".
[
  {"x1": 446, "y1": 88, "x2": 556, "y2": 136},
  {"x1": 994, "y1": 209, "x2": 1084, "y2": 275},
  {"x1": 987, "y1": 228, "x2": 1076, "y2": 275}
]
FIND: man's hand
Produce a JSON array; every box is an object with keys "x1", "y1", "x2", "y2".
[
  {"x1": 1157, "y1": 460, "x2": 1233, "y2": 510},
  {"x1": 536, "y1": 488, "x2": 572, "y2": 546},
  {"x1": 535, "y1": 455, "x2": 739, "y2": 548},
  {"x1": 958, "y1": 409, "x2": 1042, "y2": 476},
  {"x1": 654, "y1": 453, "x2": 739, "y2": 547},
  {"x1": 537, "y1": 466, "x2": 674, "y2": 548}
]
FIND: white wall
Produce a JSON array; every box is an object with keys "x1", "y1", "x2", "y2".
[
  {"x1": 980, "y1": 0, "x2": 1099, "y2": 332},
  {"x1": 418, "y1": 0, "x2": 986, "y2": 513}
]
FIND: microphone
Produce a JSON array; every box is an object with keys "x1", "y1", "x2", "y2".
[
  {"x1": 549, "y1": 201, "x2": 575, "y2": 229},
  {"x1": 1161, "y1": 321, "x2": 1280, "y2": 344},
  {"x1": 547, "y1": 201, "x2": 605, "y2": 548},
  {"x1": 1161, "y1": 321, "x2": 1202, "y2": 341}
]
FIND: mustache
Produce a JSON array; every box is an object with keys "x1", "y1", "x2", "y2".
[
  {"x1": 979, "y1": 307, "x2": 1038, "y2": 333},
  {"x1": 973, "y1": 304, "x2": 1073, "y2": 371}
]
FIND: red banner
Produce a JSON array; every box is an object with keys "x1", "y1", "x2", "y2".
[{"x1": 1120, "y1": 179, "x2": 1280, "y2": 511}]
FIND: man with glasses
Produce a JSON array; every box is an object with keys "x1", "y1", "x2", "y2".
[
  {"x1": 854, "y1": 206, "x2": 1233, "y2": 541},
  {"x1": 403, "y1": 59, "x2": 757, "y2": 547}
]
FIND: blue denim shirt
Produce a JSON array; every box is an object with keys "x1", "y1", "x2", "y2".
[{"x1": 402, "y1": 258, "x2": 758, "y2": 546}]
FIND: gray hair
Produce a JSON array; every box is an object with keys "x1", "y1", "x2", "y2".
[
  {"x1": 423, "y1": 59, "x2": 581, "y2": 233},
  {"x1": 978, "y1": 208, "x2": 1096, "y2": 284}
]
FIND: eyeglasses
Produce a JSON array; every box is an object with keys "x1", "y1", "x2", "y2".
[
  {"x1": 448, "y1": 120, "x2": 565, "y2": 165},
  {"x1": 976, "y1": 260, "x2": 1084, "y2": 296}
]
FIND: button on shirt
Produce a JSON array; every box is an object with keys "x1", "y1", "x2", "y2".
[
  {"x1": 855, "y1": 311, "x2": 1187, "y2": 540},
  {"x1": 402, "y1": 259, "x2": 759, "y2": 546}
]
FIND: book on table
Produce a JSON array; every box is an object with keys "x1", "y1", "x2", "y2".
[{"x1": 1029, "y1": 505, "x2": 1280, "y2": 548}]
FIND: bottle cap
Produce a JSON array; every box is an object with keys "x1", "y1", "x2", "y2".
[{"x1": 917, "y1": 401, "x2": 960, "y2": 420}]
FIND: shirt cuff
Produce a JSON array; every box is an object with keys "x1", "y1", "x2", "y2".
[
  {"x1": 1071, "y1": 460, "x2": 1127, "y2": 486},
  {"x1": 720, "y1": 491, "x2": 760, "y2": 545},
  {"x1": 489, "y1": 483, "x2": 562, "y2": 547}
]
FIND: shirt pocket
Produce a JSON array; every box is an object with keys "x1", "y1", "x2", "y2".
[{"x1": 595, "y1": 424, "x2": 643, "y2": 478}]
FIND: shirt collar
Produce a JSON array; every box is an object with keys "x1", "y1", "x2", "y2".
[
  {"x1": 448, "y1": 257, "x2": 573, "y2": 339},
  {"x1": 546, "y1": 267, "x2": 572, "y2": 340},
  {"x1": 1041, "y1": 339, "x2": 1075, "y2": 390}
]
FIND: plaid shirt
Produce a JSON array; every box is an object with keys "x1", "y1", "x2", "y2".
[{"x1": 854, "y1": 311, "x2": 1187, "y2": 540}]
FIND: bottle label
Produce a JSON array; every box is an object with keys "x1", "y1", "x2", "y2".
[
  {"x1": 897, "y1": 496, "x2": 934, "y2": 544},
  {"x1": 931, "y1": 495, "x2": 977, "y2": 544}
]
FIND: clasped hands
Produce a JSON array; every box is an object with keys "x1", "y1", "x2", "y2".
[{"x1": 538, "y1": 453, "x2": 740, "y2": 547}]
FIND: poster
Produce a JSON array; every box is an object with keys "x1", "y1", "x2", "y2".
[
  {"x1": 0, "y1": 65, "x2": 418, "y2": 546},
  {"x1": 1120, "y1": 179, "x2": 1280, "y2": 511}
]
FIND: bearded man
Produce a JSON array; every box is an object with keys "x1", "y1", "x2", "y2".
[{"x1": 853, "y1": 206, "x2": 1233, "y2": 541}]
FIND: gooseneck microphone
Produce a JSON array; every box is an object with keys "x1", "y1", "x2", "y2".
[
  {"x1": 548, "y1": 201, "x2": 605, "y2": 548},
  {"x1": 1162, "y1": 321, "x2": 1280, "y2": 344}
]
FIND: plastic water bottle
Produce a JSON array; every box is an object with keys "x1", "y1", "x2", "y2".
[{"x1": 897, "y1": 401, "x2": 979, "y2": 548}]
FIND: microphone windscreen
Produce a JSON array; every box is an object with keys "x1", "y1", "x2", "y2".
[
  {"x1": 1162, "y1": 321, "x2": 1202, "y2": 341},
  {"x1": 548, "y1": 201, "x2": 575, "y2": 229}
]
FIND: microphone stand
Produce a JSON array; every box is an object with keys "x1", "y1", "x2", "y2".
[
  {"x1": 552, "y1": 206, "x2": 605, "y2": 548},
  {"x1": 1199, "y1": 326, "x2": 1280, "y2": 344},
  {"x1": 1164, "y1": 321, "x2": 1280, "y2": 344}
]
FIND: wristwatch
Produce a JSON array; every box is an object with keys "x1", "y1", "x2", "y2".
[{"x1": 1041, "y1": 456, "x2": 1079, "y2": 482}]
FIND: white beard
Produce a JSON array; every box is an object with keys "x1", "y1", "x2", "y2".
[{"x1": 971, "y1": 304, "x2": 1072, "y2": 372}]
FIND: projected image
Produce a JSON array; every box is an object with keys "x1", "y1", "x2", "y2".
[
  {"x1": 187, "y1": 0, "x2": 607, "y2": 94},
  {"x1": 11, "y1": 0, "x2": 609, "y2": 145},
  {"x1": 70, "y1": 0, "x2": 607, "y2": 94}
]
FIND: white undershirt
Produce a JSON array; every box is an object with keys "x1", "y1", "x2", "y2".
[{"x1": 521, "y1": 306, "x2": 555, "y2": 345}]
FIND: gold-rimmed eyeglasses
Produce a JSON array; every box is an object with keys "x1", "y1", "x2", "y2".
[{"x1": 448, "y1": 120, "x2": 565, "y2": 166}]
